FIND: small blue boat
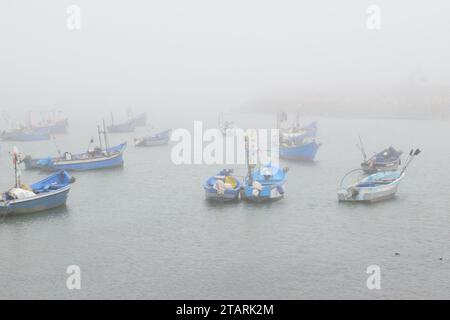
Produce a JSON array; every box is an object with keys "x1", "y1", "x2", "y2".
[
  {"x1": 277, "y1": 113, "x2": 320, "y2": 161},
  {"x1": 203, "y1": 169, "x2": 242, "y2": 201},
  {"x1": 32, "y1": 119, "x2": 69, "y2": 134},
  {"x1": 1, "y1": 148, "x2": 74, "y2": 215},
  {"x1": 360, "y1": 146, "x2": 403, "y2": 174},
  {"x1": 242, "y1": 164, "x2": 287, "y2": 202},
  {"x1": 0, "y1": 171, "x2": 73, "y2": 215},
  {"x1": 28, "y1": 110, "x2": 69, "y2": 134},
  {"x1": 1, "y1": 127, "x2": 50, "y2": 141},
  {"x1": 107, "y1": 113, "x2": 136, "y2": 133},
  {"x1": 134, "y1": 129, "x2": 171, "y2": 147}
]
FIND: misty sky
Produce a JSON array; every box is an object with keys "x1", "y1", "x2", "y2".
[{"x1": 1, "y1": 0, "x2": 449, "y2": 113}]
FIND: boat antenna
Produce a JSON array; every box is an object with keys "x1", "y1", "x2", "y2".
[
  {"x1": 358, "y1": 135, "x2": 367, "y2": 161},
  {"x1": 400, "y1": 148, "x2": 421, "y2": 174}
]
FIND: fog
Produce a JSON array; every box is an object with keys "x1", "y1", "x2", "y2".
[{"x1": 1, "y1": 0, "x2": 449, "y2": 118}]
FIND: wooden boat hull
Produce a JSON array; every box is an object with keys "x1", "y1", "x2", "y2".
[{"x1": 279, "y1": 140, "x2": 320, "y2": 161}]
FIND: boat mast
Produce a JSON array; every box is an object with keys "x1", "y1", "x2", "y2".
[
  {"x1": 12, "y1": 147, "x2": 20, "y2": 188},
  {"x1": 97, "y1": 125, "x2": 103, "y2": 150},
  {"x1": 52, "y1": 135, "x2": 62, "y2": 157},
  {"x1": 102, "y1": 120, "x2": 110, "y2": 153},
  {"x1": 245, "y1": 135, "x2": 253, "y2": 185}
]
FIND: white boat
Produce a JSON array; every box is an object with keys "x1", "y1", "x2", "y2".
[
  {"x1": 338, "y1": 171, "x2": 404, "y2": 202},
  {"x1": 338, "y1": 149, "x2": 420, "y2": 203}
]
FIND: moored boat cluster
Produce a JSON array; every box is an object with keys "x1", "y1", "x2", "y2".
[{"x1": 0, "y1": 110, "x2": 421, "y2": 216}]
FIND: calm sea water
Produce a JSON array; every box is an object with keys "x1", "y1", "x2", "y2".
[{"x1": 0, "y1": 111, "x2": 449, "y2": 299}]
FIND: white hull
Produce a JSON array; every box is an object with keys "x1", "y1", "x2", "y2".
[{"x1": 338, "y1": 174, "x2": 404, "y2": 202}]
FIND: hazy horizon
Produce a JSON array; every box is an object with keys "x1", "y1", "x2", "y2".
[{"x1": 1, "y1": 1, "x2": 450, "y2": 115}]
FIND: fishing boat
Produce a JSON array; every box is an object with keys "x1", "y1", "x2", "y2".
[
  {"x1": 241, "y1": 136, "x2": 287, "y2": 202},
  {"x1": 242, "y1": 164, "x2": 287, "y2": 202},
  {"x1": 359, "y1": 142, "x2": 403, "y2": 174},
  {"x1": 107, "y1": 113, "x2": 136, "y2": 133},
  {"x1": 32, "y1": 118, "x2": 69, "y2": 134},
  {"x1": 22, "y1": 122, "x2": 127, "y2": 171},
  {"x1": 277, "y1": 112, "x2": 321, "y2": 161},
  {"x1": 203, "y1": 169, "x2": 242, "y2": 201},
  {"x1": 134, "y1": 129, "x2": 171, "y2": 147},
  {"x1": 28, "y1": 110, "x2": 69, "y2": 134},
  {"x1": 1, "y1": 127, "x2": 50, "y2": 141},
  {"x1": 338, "y1": 149, "x2": 420, "y2": 203},
  {"x1": 0, "y1": 148, "x2": 74, "y2": 215}
]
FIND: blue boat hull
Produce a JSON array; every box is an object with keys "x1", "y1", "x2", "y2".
[
  {"x1": 279, "y1": 141, "x2": 320, "y2": 161},
  {"x1": 0, "y1": 171, "x2": 73, "y2": 215},
  {"x1": 23, "y1": 143, "x2": 126, "y2": 171},
  {"x1": 204, "y1": 187, "x2": 240, "y2": 201},
  {"x1": 45, "y1": 153, "x2": 124, "y2": 171},
  {"x1": 1, "y1": 130, "x2": 50, "y2": 141},
  {"x1": 0, "y1": 187, "x2": 70, "y2": 215},
  {"x1": 242, "y1": 185, "x2": 285, "y2": 202},
  {"x1": 242, "y1": 165, "x2": 286, "y2": 202}
]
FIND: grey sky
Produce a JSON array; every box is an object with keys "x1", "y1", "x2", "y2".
[{"x1": 1, "y1": 0, "x2": 449, "y2": 113}]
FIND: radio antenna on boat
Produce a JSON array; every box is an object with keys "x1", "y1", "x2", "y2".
[{"x1": 358, "y1": 135, "x2": 367, "y2": 161}]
